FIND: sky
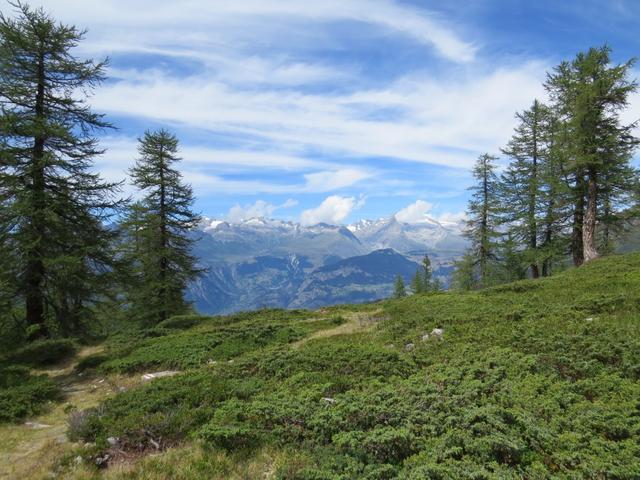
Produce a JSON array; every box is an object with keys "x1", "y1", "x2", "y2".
[{"x1": 17, "y1": 0, "x2": 640, "y2": 226}]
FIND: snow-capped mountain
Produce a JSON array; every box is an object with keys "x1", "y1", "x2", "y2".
[
  {"x1": 347, "y1": 215, "x2": 466, "y2": 253},
  {"x1": 188, "y1": 215, "x2": 467, "y2": 314},
  {"x1": 197, "y1": 217, "x2": 365, "y2": 263}
]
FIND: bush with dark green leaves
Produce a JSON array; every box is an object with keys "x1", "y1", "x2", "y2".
[
  {"x1": 67, "y1": 254, "x2": 640, "y2": 478},
  {"x1": 98, "y1": 311, "x2": 343, "y2": 373},
  {"x1": 5, "y1": 338, "x2": 78, "y2": 366},
  {"x1": 0, "y1": 365, "x2": 61, "y2": 423}
]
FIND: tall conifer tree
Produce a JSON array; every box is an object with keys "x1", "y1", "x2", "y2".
[
  {"x1": 500, "y1": 100, "x2": 552, "y2": 278},
  {"x1": 545, "y1": 46, "x2": 638, "y2": 263},
  {"x1": 464, "y1": 154, "x2": 501, "y2": 287},
  {"x1": 126, "y1": 130, "x2": 201, "y2": 324},
  {"x1": 0, "y1": 3, "x2": 120, "y2": 336}
]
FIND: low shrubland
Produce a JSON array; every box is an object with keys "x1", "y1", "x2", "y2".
[{"x1": 62, "y1": 254, "x2": 640, "y2": 478}]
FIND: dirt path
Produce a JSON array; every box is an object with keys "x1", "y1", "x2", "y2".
[
  {"x1": 0, "y1": 346, "x2": 133, "y2": 480},
  {"x1": 293, "y1": 310, "x2": 385, "y2": 348}
]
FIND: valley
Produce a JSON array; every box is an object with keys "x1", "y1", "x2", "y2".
[{"x1": 189, "y1": 216, "x2": 466, "y2": 313}]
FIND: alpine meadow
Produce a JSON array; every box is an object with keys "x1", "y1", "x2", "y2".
[{"x1": 1, "y1": 2, "x2": 640, "y2": 479}]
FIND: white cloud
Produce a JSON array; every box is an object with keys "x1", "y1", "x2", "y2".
[
  {"x1": 280, "y1": 198, "x2": 299, "y2": 208},
  {"x1": 394, "y1": 200, "x2": 434, "y2": 223},
  {"x1": 226, "y1": 199, "x2": 297, "y2": 222},
  {"x1": 300, "y1": 195, "x2": 364, "y2": 225},
  {"x1": 34, "y1": 1, "x2": 475, "y2": 63},
  {"x1": 303, "y1": 169, "x2": 372, "y2": 192},
  {"x1": 87, "y1": 61, "x2": 548, "y2": 172}
]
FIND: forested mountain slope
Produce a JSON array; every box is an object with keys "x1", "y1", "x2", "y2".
[{"x1": 1, "y1": 253, "x2": 634, "y2": 479}]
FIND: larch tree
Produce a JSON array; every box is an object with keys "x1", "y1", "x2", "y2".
[
  {"x1": 451, "y1": 253, "x2": 477, "y2": 291},
  {"x1": 545, "y1": 46, "x2": 638, "y2": 264},
  {"x1": 500, "y1": 100, "x2": 552, "y2": 278},
  {"x1": 410, "y1": 269, "x2": 424, "y2": 295},
  {"x1": 421, "y1": 255, "x2": 433, "y2": 291},
  {"x1": 538, "y1": 117, "x2": 575, "y2": 276},
  {"x1": 0, "y1": 3, "x2": 121, "y2": 336},
  {"x1": 126, "y1": 129, "x2": 202, "y2": 324},
  {"x1": 393, "y1": 275, "x2": 407, "y2": 299},
  {"x1": 464, "y1": 154, "x2": 501, "y2": 288}
]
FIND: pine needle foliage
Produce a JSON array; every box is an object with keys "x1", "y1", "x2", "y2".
[
  {"x1": 0, "y1": 2, "x2": 121, "y2": 337},
  {"x1": 124, "y1": 130, "x2": 202, "y2": 325}
]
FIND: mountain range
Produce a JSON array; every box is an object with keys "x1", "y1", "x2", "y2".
[{"x1": 188, "y1": 215, "x2": 467, "y2": 314}]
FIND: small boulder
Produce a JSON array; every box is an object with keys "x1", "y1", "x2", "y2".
[
  {"x1": 321, "y1": 397, "x2": 336, "y2": 404},
  {"x1": 405, "y1": 343, "x2": 415, "y2": 351},
  {"x1": 106, "y1": 436, "x2": 119, "y2": 447},
  {"x1": 421, "y1": 333, "x2": 430, "y2": 342},
  {"x1": 430, "y1": 328, "x2": 444, "y2": 340},
  {"x1": 95, "y1": 453, "x2": 110, "y2": 467}
]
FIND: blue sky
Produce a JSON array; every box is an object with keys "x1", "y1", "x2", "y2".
[{"x1": 26, "y1": 1, "x2": 640, "y2": 225}]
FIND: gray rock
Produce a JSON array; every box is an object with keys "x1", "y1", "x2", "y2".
[
  {"x1": 25, "y1": 421, "x2": 50, "y2": 429},
  {"x1": 141, "y1": 371, "x2": 180, "y2": 381},
  {"x1": 106, "y1": 436, "x2": 119, "y2": 447},
  {"x1": 405, "y1": 343, "x2": 415, "y2": 351},
  {"x1": 321, "y1": 397, "x2": 336, "y2": 404},
  {"x1": 421, "y1": 333, "x2": 430, "y2": 341},
  {"x1": 430, "y1": 328, "x2": 444, "y2": 340}
]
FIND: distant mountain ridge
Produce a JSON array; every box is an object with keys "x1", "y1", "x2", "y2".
[{"x1": 188, "y1": 215, "x2": 468, "y2": 314}]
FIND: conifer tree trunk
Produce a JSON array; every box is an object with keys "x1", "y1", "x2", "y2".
[
  {"x1": 25, "y1": 51, "x2": 47, "y2": 333},
  {"x1": 158, "y1": 145, "x2": 168, "y2": 322},
  {"x1": 542, "y1": 195, "x2": 554, "y2": 277},
  {"x1": 572, "y1": 175, "x2": 585, "y2": 267},
  {"x1": 583, "y1": 169, "x2": 599, "y2": 262},
  {"x1": 479, "y1": 167, "x2": 488, "y2": 287},
  {"x1": 529, "y1": 111, "x2": 540, "y2": 278}
]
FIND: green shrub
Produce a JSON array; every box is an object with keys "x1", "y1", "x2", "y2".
[
  {"x1": 0, "y1": 365, "x2": 61, "y2": 422},
  {"x1": 61, "y1": 254, "x2": 640, "y2": 478},
  {"x1": 157, "y1": 314, "x2": 208, "y2": 330},
  {"x1": 333, "y1": 426, "x2": 416, "y2": 464},
  {"x1": 5, "y1": 338, "x2": 77, "y2": 366},
  {"x1": 198, "y1": 424, "x2": 258, "y2": 450}
]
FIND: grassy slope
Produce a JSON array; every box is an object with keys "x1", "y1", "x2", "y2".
[{"x1": 52, "y1": 254, "x2": 640, "y2": 478}]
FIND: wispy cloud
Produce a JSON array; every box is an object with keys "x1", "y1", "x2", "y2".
[
  {"x1": 91, "y1": 62, "x2": 546, "y2": 170},
  {"x1": 38, "y1": 0, "x2": 476, "y2": 63}
]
